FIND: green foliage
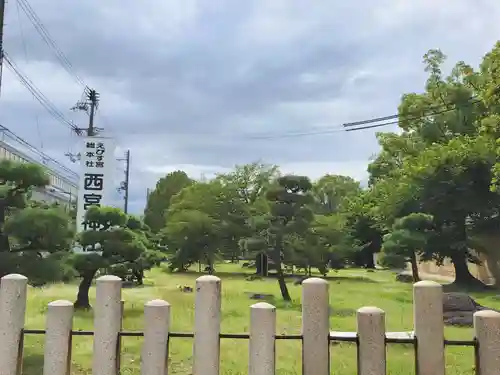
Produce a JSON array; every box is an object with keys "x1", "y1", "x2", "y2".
[
  {"x1": 76, "y1": 207, "x2": 148, "y2": 269},
  {"x1": 0, "y1": 160, "x2": 75, "y2": 285},
  {"x1": 143, "y1": 171, "x2": 194, "y2": 232},
  {"x1": 163, "y1": 179, "x2": 250, "y2": 271},
  {"x1": 366, "y1": 43, "x2": 500, "y2": 286},
  {"x1": 142, "y1": 41, "x2": 500, "y2": 290},
  {"x1": 381, "y1": 213, "x2": 434, "y2": 267},
  {"x1": 0, "y1": 159, "x2": 51, "y2": 252},
  {"x1": 73, "y1": 206, "x2": 158, "y2": 307},
  {"x1": 311, "y1": 174, "x2": 361, "y2": 214},
  {"x1": 5, "y1": 206, "x2": 74, "y2": 252}
]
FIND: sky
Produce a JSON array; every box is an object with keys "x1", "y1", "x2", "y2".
[{"x1": 1, "y1": 0, "x2": 500, "y2": 214}]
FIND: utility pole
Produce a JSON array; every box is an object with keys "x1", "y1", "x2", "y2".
[
  {"x1": 0, "y1": 0, "x2": 6, "y2": 96},
  {"x1": 87, "y1": 89, "x2": 99, "y2": 136},
  {"x1": 123, "y1": 150, "x2": 130, "y2": 213},
  {"x1": 71, "y1": 87, "x2": 101, "y2": 136},
  {"x1": 117, "y1": 150, "x2": 131, "y2": 213},
  {"x1": 67, "y1": 88, "x2": 102, "y2": 162}
]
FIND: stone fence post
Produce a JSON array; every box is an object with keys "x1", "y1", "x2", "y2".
[
  {"x1": 357, "y1": 307, "x2": 386, "y2": 375},
  {"x1": 0, "y1": 274, "x2": 28, "y2": 375},
  {"x1": 302, "y1": 278, "x2": 329, "y2": 375},
  {"x1": 141, "y1": 300, "x2": 170, "y2": 375},
  {"x1": 43, "y1": 300, "x2": 73, "y2": 375},
  {"x1": 249, "y1": 302, "x2": 276, "y2": 375},
  {"x1": 413, "y1": 281, "x2": 445, "y2": 375},
  {"x1": 92, "y1": 275, "x2": 122, "y2": 375},
  {"x1": 192, "y1": 275, "x2": 221, "y2": 375},
  {"x1": 474, "y1": 310, "x2": 500, "y2": 375}
]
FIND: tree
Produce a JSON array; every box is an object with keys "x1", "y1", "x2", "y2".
[
  {"x1": 0, "y1": 160, "x2": 76, "y2": 285},
  {"x1": 381, "y1": 213, "x2": 435, "y2": 282},
  {"x1": 262, "y1": 175, "x2": 314, "y2": 301},
  {"x1": 143, "y1": 171, "x2": 193, "y2": 233},
  {"x1": 163, "y1": 209, "x2": 219, "y2": 272},
  {"x1": 163, "y1": 179, "x2": 250, "y2": 271},
  {"x1": 297, "y1": 213, "x2": 351, "y2": 275},
  {"x1": 72, "y1": 206, "x2": 152, "y2": 309},
  {"x1": 373, "y1": 135, "x2": 498, "y2": 286},
  {"x1": 311, "y1": 174, "x2": 361, "y2": 214},
  {"x1": 2, "y1": 205, "x2": 75, "y2": 285},
  {"x1": 0, "y1": 160, "x2": 50, "y2": 252},
  {"x1": 216, "y1": 161, "x2": 280, "y2": 206},
  {"x1": 366, "y1": 46, "x2": 500, "y2": 287},
  {"x1": 341, "y1": 191, "x2": 383, "y2": 269}
]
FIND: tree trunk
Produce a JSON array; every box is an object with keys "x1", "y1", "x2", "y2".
[
  {"x1": 450, "y1": 220, "x2": 485, "y2": 287},
  {"x1": 364, "y1": 250, "x2": 376, "y2": 269},
  {"x1": 276, "y1": 264, "x2": 291, "y2": 301},
  {"x1": 256, "y1": 253, "x2": 268, "y2": 276},
  {"x1": 74, "y1": 269, "x2": 98, "y2": 309},
  {"x1": 133, "y1": 270, "x2": 144, "y2": 285},
  {"x1": 409, "y1": 252, "x2": 420, "y2": 282},
  {"x1": 272, "y1": 243, "x2": 291, "y2": 301},
  {"x1": 450, "y1": 252, "x2": 484, "y2": 286}
]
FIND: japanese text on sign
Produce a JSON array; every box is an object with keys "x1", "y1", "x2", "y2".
[{"x1": 76, "y1": 136, "x2": 116, "y2": 235}]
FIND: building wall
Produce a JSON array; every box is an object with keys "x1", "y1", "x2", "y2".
[
  {"x1": 374, "y1": 251, "x2": 495, "y2": 284},
  {"x1": 0, "y1": 140, "x2": 78, "y2": 208},
  {"x1": 418, "y1": 254, "x2": 495, "y2": 284}
]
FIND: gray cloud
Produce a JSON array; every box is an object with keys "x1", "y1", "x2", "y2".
[{"x1": 1, "y1": 0, "x2": 500, "y2": 214}]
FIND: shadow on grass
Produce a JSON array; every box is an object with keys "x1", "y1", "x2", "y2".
[
  {"x1": 325, "y1": 275, "x2": 378, "y2": 283},
  {"x1": 442, "y1": 282, "x2": 497, "y2": 294},
  {"x1": 163, "y1": 269, "x2": 378, "y2": 284},
  {"x1": 242, "y1": 293, "x2": 356, "y2": 317},
  {"x1": 22, "y1": 353, "x2": 44, "y2": 375}
]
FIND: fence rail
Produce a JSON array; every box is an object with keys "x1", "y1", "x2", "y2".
[{"x1": 0, "y1": 274, "x2": 499, "y2": 375}]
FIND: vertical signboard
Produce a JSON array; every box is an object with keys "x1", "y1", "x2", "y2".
[{"x1": 76, "y1": 136, "x2": 116, "y2": 234}]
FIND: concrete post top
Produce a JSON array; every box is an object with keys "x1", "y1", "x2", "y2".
[
  {"x1": 195, "y1": 275, "x2": 221, "y2": 283},
  {"x1": 250, "y1": 302, "x2": 276, "y2": 310},
  {"x1": 357, "y1": 306, "x2": 385, "y2": 315},
  {"x1": 145, "y1": 299, "x2": 170, "y2": 307},
  {"x1": 302, "y1": 277, "x2": 328, "y2": 285},
  {"x1": 1, "y1": 273, "x2": 28, "y2": 281},
  {"x1": 96, "y1": 275, "x2": 122, "y2": 282},
  {"x1": 413, "y1": 280, "x2": 442, "y2": 288},
  {"x1": 474, "y1": 310, "x2": 500, "y2": 318},
  {"x1": 48, "y1": 300, "x2": 73, "y2": 307}
]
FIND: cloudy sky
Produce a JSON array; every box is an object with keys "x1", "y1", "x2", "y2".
[{"x1": 1, "y1": 0, "x2": 500, "y2": 214}]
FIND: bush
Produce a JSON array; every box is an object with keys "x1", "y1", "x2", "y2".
[{"x1": 377, "y1": 252, "x2": 407, "y2": 270}]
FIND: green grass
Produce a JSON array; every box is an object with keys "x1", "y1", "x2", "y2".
[{"x1": 20, "y1": 264, "x2": 500, "y2": 375}]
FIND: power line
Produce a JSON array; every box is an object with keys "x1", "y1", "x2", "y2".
[
  {"x1": 248, "y1": 95, "x2": 487, "y2": 139},
  {"x1": 15, "y1": 0, "x2": 86, "y2": 87},
  {"x1": 3, "y1": 51, "x2": 82, "y2": 134},
  {"x1": 345, "y1": 98, "x2": 485, "y2": 132},
  {"x1": 344, "y1": 98, "x2": 483, "y2": 130},
  {"x1": 0, "y1": 124, "x2": 78, "y2": 180}
]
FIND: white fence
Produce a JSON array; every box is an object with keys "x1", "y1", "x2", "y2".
[{"x1": 0, "y1": 273, "x2": 499, "y2": 375}]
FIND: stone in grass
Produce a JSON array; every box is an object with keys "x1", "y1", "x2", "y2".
[
  {"x1": 443, "y1": 292, "x2": 500, "y2": 327},
  {"x1": 395, "y1": 272, "x2": 414, "y2": 283},
  {"x1": 246, "y1": 292, "x2": 274, "y2": 300},
  {"x1": 246, "y1": 275, "x2": 263, "y2": 281}
]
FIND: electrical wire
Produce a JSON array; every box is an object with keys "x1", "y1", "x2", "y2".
[
  {"x1": 249, "y1": 94, "x2": 488, "y2": 139},
  {"x1": 3, "y1": 52, "x2": 81, "y2": 133},
  {"x1": 15, "y1": 0, "x2": 45, "y2": 151},
  {"x1": 0, "y1": 124, "x2": 78, "y2": 180},
  {"x1": 345, "y1": 97, "x2": 485, "y2": 132},
  {"x1": 15, "y1": 0, "x2": 86, "y2": 88}
]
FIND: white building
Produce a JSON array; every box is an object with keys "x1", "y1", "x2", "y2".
[{"x1": 0, "y1": 127, "x2": 78, "y2": 208}]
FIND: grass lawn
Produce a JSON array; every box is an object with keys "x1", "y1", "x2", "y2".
[{"x1": 20, "y1": 263, "x2": 500, "y2": 375}]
